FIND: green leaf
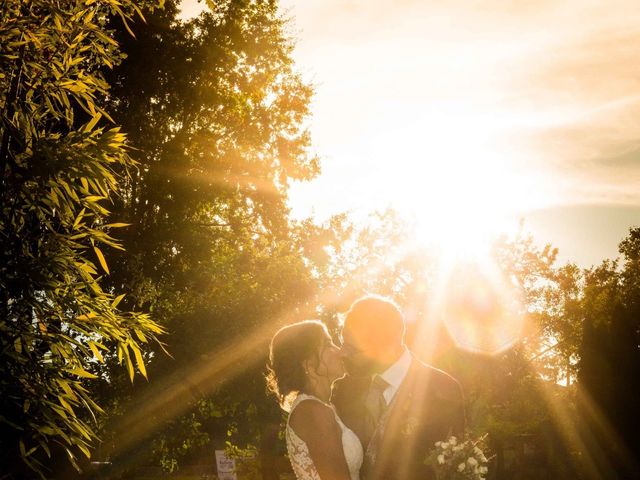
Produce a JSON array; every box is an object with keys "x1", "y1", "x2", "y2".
[
  {"x1": 134, "y1": 328, "x2": 147, "y2": 342},
  {"x1": 73, "y1": 208, "x2": 86, "y2": 229},
  {"x1": 77, "y1": 442, "x2": 91, "y2": 459},
  {"x1": 41, "y1": 442, "x2": 51, "y2": 458},
  {"x1": 93, "y1": 246, "x2": 109, "y2": 274},
  {"x1": 58, "y1": 396, "x2": 75, "y2": 415},
  {"x1": 83, "y1": 112, "x2": 102, "y2": 132},
  {"x1": 57, "y1": 379, "x2": 77, "y2": 400},
  {"x1": 78, "y1": 262, "x2": 97, "y2": 275},
  {"x1": 76, "y1": 311, "x2": 97, "y2": 321},
  {"x1": 66, "y1": 368, "x2": 97, "y2": 379},
  {"x1": 132, "y1": 345, "x2": 147, "y2": 379},
  {"x1": 88, "y1": 342, "x2": 104, "y2": 363},
  {"x1": 112, "y1": 293, "x2": 125, "y2": 308},
  {"x1": 122, "y1": 346, "x2": 134, "y2": 382}
]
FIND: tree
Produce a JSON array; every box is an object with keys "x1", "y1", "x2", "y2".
[
  {"x1": 0, "y1": 1, "x2": 164, "y2": 476},
  {"x1": 521, "y1": 227, "x2": 640, "y2": 479},
  {"x1": 537, "y1": 263, "x2": 583, "y2": 385},
  {"x1": 439, "y1": 233, "x2": 578, "y2": 480},
  {"x1": 75, "y1": 1, "x2": 323, "y2": 474},
  {"x1": 575, "y1": 228, "x2": 640, "y2": 479}
]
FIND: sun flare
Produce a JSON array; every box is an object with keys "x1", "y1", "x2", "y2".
[
  {"x1": 440, "y1": 260, "x2": 525, "y2": 355},
  {"x1": 389, "y1": 118, "x2": 530, "y2": 265}
]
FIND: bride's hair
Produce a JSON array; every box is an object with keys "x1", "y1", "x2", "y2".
[{"x1": 266, "y1": 320, "x2": 329, "y2": 408}]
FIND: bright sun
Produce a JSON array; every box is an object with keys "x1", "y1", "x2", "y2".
[
  {"x1": 385, "y1": 119, "x2": 530, "y2": 356},
  {"x1": 390, "y1": 120, "x2": 527, "y2": 264}
]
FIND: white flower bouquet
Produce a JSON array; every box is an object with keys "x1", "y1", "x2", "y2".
[{"x1": 424, "y1": 434, "x2": 490, "y2": 480}]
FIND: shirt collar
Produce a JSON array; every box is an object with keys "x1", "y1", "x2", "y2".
[{"x1": 378, "y1": 347, "x2": 412, "y2": 391}]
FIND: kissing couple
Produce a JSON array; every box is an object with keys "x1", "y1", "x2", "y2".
[{"x1": 267, "y1": 295, "x2": 466, "y2": 480}]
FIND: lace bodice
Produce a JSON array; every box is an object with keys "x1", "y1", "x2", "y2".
[{"x1": 286, "y1": 393, "x2": 363, "y2": 480}]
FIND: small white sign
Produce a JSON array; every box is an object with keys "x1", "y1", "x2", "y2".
[{"x1": 215, "y1": 450, "x2": 237, "y2": 480}]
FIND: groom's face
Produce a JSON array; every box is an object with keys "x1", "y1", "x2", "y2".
[{"x1": 340, "y1": 328, "x2": 376, "y2": 376}]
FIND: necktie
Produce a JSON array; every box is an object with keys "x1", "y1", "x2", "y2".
[{"x1": 364, "y1": 375, "x2": 390, "y2": 441}]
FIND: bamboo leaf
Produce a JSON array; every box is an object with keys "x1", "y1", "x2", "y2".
[
  {"x1": 57, "y1": 379, "x2": 77, "y2": 400},
  {"x1": 122, "y1": 345, "x2": 134, "y2": 382},
  {"x1": 66, "y1": 368, "x2": 97, "y2": 379},
  {"x1": 58, "y1": 396, "x2": 75, "y2": 415},
  {"x1": 73, "y1": 208, "x2": 86, "y2": 229},
  {"x1": 78, "y1": 262, "x2": 97, "y2": 275},
  {"x1": 93, "y1": 246, "x2": 109, "y2": 274},
  {"x1": 77, "y1": 442, "x2": 91, "y2": 458},
  {"x1": 112, "y1": 293, "x2": 125, "y2": 308},
  {"x1": 132, "y1": 345, "x2": 147, "y2": 379},
  {"x1": 134, "y1": 328, "x2": 147, "y2": 342},
  {"x1": 83, "y1": 112, "x2": 102, "y2": 132},
  {"x1": 88, "y1": 342, "x2": 104, "y2": 363}
]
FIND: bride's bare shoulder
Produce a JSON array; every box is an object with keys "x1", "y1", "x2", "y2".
[{"x1": 289, "y1": 399, "x2": 339, "y2": 440}]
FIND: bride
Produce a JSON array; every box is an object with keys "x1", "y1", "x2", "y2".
[{"x1": 267, "y1": 320, "x2": 363, "y2": 480}]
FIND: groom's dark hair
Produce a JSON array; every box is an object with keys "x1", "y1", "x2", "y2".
[{"x1": 343, "y1": 295, "x2": 405, "y2": 348}]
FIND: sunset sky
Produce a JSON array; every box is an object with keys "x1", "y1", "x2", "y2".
[{"x1": 181, "y1": 0, "x2": 640, "y2": 266}]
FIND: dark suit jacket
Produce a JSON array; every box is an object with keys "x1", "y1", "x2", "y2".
[{"x1": 333, "y1": 356, "x2": 465, "y2": 480}]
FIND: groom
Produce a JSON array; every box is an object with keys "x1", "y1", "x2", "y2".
[{"x1": 333, "y1": 295, "x2": 466, "y2": 480}]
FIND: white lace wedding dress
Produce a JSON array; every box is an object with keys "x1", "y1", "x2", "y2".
[{"x1": 286, "y1": 393, "x2": 363, "y2": 480}]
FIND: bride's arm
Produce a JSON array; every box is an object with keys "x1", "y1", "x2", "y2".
[{"x1": 289, "y1": 401, "x2": 353, "y2": 480}]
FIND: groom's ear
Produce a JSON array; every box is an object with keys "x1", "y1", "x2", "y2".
[{"x1": 302, "y1": 358, "x2": 312, "y2": 376}]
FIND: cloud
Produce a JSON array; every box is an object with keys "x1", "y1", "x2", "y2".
[
  {"x1": 281, "y1": 0, "x2": 640, "y2": 208},
  {"x1": 504, "y1": 22, "x2": 640, "y2": 204}
]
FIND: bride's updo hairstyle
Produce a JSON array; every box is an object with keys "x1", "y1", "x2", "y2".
[{"x1": 266, "y1": 320, "x2": 329, "y2": 409}]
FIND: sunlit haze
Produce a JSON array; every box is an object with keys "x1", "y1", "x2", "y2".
[{"x1": 180, "y1": 0, "x2": 640, "y2": 266}]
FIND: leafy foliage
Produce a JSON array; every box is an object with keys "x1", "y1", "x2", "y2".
[
  {"x1": 574, "y1": 228, "x2": 640, "y2": 478},
  {"x1": 80, "y1": 0, "x2": 323, "y2": 473},
  {"x1": 0, "y1": 1, "x2": 164, "y2": 475}
]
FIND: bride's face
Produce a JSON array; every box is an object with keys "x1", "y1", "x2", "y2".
[{"x1": 316, "y1": 337, "x2": 346, "y2": 382}]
